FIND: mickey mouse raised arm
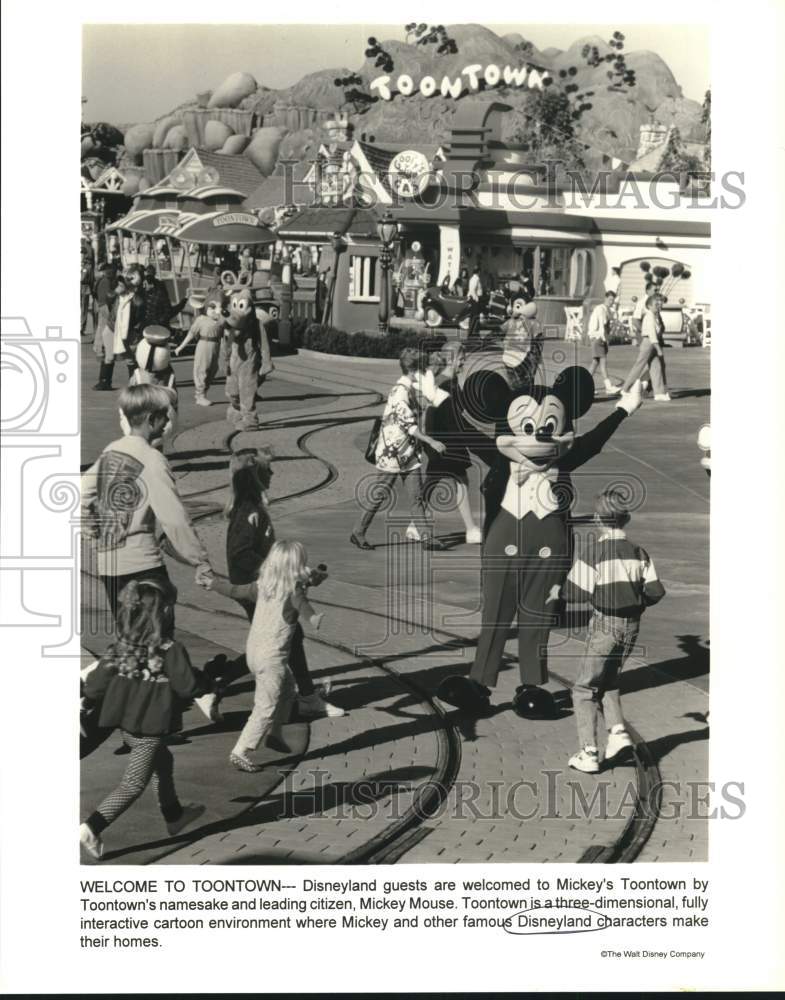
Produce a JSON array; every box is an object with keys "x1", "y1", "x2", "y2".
[{"x1": 436, "y1": 366, "x2": 643, "y2": 719}]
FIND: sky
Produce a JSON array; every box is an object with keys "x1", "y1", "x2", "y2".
[{"x1": 82, "y1": 22, "x2": 710, "y2": 124}]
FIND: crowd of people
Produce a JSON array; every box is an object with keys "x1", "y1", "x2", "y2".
[
  {"x1": 79, "y1": 384, "x2": 341, "y2": 860},
  {"x1": 80, "y1": 269, "x2": 678, "y2": 859}
]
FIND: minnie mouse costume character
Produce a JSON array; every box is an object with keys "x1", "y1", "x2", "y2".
[{"x1": 437, "y1": 367, "x2": 643, "y2": 717}]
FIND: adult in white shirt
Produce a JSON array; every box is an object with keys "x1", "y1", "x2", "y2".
[
  {"x1": 587, "y1": 290, "x2": 620, "y2": 395},
  {"x1": 465, "y1": 267, "x2": 485, "y2": 338},
  {"x1": 622, "y1": 293, "x2": 671, "y2": 401},
  {"x1": 467, "y1": 267, "x2": 483, "y2": 302}
]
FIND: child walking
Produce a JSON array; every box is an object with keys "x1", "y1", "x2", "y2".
[
  {"x1": 563, "y1": 488, "x2": 666, "y2": 773},
  {"x1": 213, "y1": 449, "x2": 343, "y2": 718},
  {"x1": 205, "y1": 540, "x2": 325, "y2": 772},
  {"x1": 174, "y1": 291, "x2": 224, "y2": 406},
  {"x1": 79, "y1": 578, "x2": 208, "y2": 860}
]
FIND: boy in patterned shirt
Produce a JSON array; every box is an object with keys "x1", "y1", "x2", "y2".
[{"x1": 563, "y1": 488, "x2": 666, "y2": 773}]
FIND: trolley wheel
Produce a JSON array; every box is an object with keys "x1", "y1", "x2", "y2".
[{"x1": 424, "y1": 308, "x2": 444, "y2": 328}]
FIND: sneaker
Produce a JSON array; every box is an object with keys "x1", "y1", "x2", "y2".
[
  {"x1": 640, "y1": 380, "x2": 650, "y2": 392},
  {"x1": 230, "y1": 752, "x2": 264, "y2": 773},
  {"x1": 603, "y1": 380, "x2": 620, "y2": 395},
  {"x1": 604, "y1": 726, "x2": 633, "y2": 761},
  {"x1": 405, "y1": 523, "x2": 421, "y2": 542},
  {"x1": 298, "y1": 691, "x2": 346, "y2": 718},
  {"x1": 654, "y1": 393, "x2": 672, "y2": 402},
  {"x1": 569, "y1": 747, "x2": 600, "y2": 774},
  {"x1": 195, "y1": 396, "x2": 212, "y2": 407},
  {"x1": 193, "y1": 692, "x2": 223, "y2": 724},
  {"x1": 79, "y1": 823, "x2": 104, "y2": 860},
  {"x1": 465, "y1": 527, "x2": 483, "y2": 544}
]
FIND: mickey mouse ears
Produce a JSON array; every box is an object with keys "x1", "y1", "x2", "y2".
[
  {"x1": 551, "y1": 365, "x2": 596, "y2": 420},
  {"x1": 463, "y1": 365, "x2": 596, "y2": 427}
]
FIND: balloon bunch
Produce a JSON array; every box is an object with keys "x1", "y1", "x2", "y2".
[{"x1": 639, "y1": 260, "x2": 692, "y2": 303}]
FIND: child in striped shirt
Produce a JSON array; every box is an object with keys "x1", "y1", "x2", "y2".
[{"x1": 563, "y1": 488, "x2": 666, "y2": 773}]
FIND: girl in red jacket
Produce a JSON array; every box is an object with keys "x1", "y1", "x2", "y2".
[{"x1": 79, "y1": 578, "x2": 207, "y2": 860}]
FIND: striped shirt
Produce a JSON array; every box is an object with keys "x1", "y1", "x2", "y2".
[{"x1": 563, "y1": 529, "x2": 666, "y2": 618}]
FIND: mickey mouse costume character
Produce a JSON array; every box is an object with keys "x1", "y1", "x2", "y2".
[{"x1": 436, "y1": 368, "x2": 644, "y2": 718}]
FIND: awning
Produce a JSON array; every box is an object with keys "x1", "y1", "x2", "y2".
[
  {"x1": 174, "y1": 210, "x2": 276, "y2": 246},
  {"x1": 105, "y1": 209, "x2": 181, "y2": 235},
  {"x1": 180, "y1": 185, "x2": 248, "y2": 201}
]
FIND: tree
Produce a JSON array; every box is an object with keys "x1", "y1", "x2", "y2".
[
  {"x1": 658, "y1": 127, "x2": 703, "y2": 175},
  {"x1": 333, "y1": 72, "x2": 377, "y2": 115},
  {"x1": 514, "y1": 89, "x2": 590, "y2": 170},
  {"x1": 510, "y1": 31, "x2": 635, "y2": 172},
  {"x1": 334, "y1": 27, "x2": 459, "y2": 114},
  {"x1": 701, "y1": 89, "x2": 711, "y2": 171},
  {"x1": 657, "y1": 126, "x2": 706, "y2": 193},
  {"x1": 81, "y1": 121, "x2": 125, "y2": 167},
  {"x1": 404, "y1": 23, "x2": 458, "y2": 54}
]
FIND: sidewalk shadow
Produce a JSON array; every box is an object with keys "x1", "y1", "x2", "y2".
[
  {"x1": 621, "y1": 634, "x2": 710, "y2": 694},
  {"x1": 171, "y1": 446, "x2": 228, "y2": 463},
  {"x1": 640, "y1": 725, "x2": 709, "y2": 766},
  {"x1": 670, "y1": 388, "x2": 711, "y2": 399},
  {"x1": 101, "y1": 764, "x2": 433, "y2": 865}
]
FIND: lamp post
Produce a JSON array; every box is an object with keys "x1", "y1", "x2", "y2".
[
  {"x1": 321, "y1": 232, "x2": 345, "y2": 327},
  {"x1": 377, "y1": 211, "x2": 399, "y2": 334}
]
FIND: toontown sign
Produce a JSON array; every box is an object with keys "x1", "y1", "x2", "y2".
[{"x1": 370, "y1": 62, "x2": 550, "y2": 101}]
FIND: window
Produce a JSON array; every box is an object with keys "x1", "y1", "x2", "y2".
[
  {"x1": 537, "y1": 247, "x2": 569, "y2": 296},
  {"x1": 516, "y1": 245, "x2": 571, "y2": 296},
  {"x1": 348, "y1": 254, "x2": 379, "y2": 301},
  {"x1": 569, "y1": 249, "x2": 594, "y2": 298}
]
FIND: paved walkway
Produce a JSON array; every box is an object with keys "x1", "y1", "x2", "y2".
[{"x1": 80, "y1": 339, "x2": 710, "y2": 864}]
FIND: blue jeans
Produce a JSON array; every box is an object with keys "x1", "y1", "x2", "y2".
[
  {"x1": 573, "y1": 612, "x2": 639, "y2": 748},
  {"x1": 622, "y1": 339, "x2": 667, "y2": 394}
]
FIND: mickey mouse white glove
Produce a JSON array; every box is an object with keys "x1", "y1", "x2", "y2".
[
  {"x1": 417, "y1": 370, "x2": 449, "y2": 406},
  {"x1": 617, "y1": 379, "x2": 643, "y2": 415}
]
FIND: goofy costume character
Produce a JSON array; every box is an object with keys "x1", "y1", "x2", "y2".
[{"x1": 222, "y1": 286, "x2": 274, "y2": 431}]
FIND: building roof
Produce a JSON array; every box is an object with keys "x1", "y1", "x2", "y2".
[
  {"x1": 276, "y1": 206, "x2": 379, "y2": 239},
  {"x1": 148, "y1": 148, "x2": 266, "y2": 199},
  {"x1": 191, "y1": 149, "x2": 266, "y2": 197},
  {"x1": 245, "y1": 161, "x2": 312, "y2": 212}
]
